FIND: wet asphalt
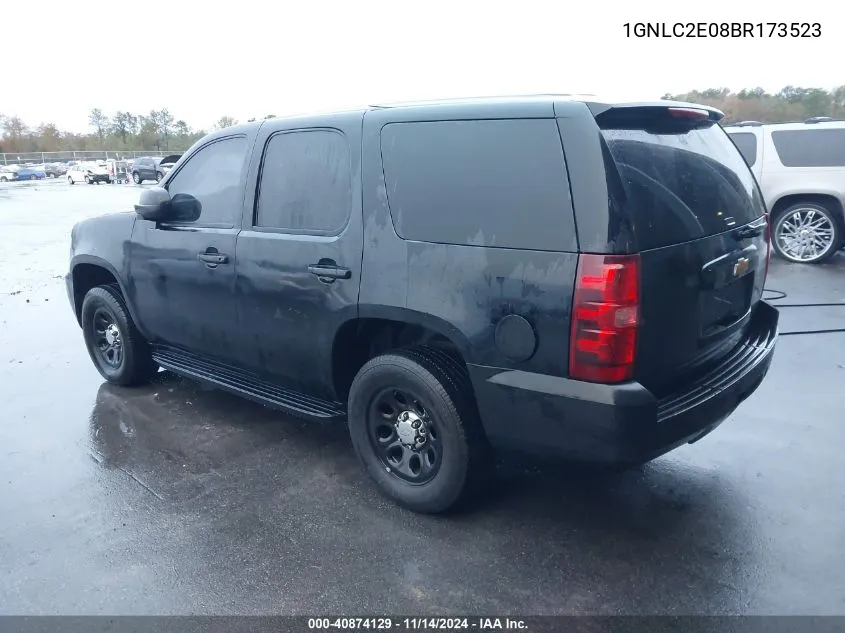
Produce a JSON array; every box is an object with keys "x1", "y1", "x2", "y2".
[{"x1": 0, "y1": 179, "x2": 843, "y2": 616}]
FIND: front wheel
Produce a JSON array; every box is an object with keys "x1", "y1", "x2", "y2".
[
  {"x1": 772, "y1": 202, "x2": 842, "y2": 264},
  {"x1": 68, "y1": 176, "x2": 74, "y2": 185},
  {"x1": 132, "y1": 172, "x2": 141, "y2": 184},
  {"x1": 347, "y1": 348, "x2": 490, "y2": 514},
  {"x1": 155, "y1": 172, "x2": 163, "y2": 183},
  {"x1": 81, "y1": 285, "x2": 158, "y2": 386}
]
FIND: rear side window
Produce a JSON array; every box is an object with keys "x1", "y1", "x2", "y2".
[
  {"x1": 728, "y1": 132, "x2": 758, "y2": 167},
  {"x1": 380, "y1": 119, "x2": 576, "y2": 251},
  {"x1": 255, "y1": 129, "x2": 352, "y2": 234},
  {"x1": 771, "y1": 129, "x2": 845, "y2": 167},
  {"x1": 600, "y1": 117, "x2": 766, "y2": 251}
]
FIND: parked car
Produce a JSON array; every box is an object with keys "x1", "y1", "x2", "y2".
[
  {"x1": 725, "y1": 118, "x2": 845, "y2": 264},
  {"x1": 1, "y1": 164, "x2": 45, "y2": 181},
  {"x1": 131, "y1": 156, "x2": 165, "y2": 184},
  {"x1": 159, "y1": 154, "x2": 181, "y2": 179},
  {"x1": 36, "y1": 163, "x2": 66, "y2": 178},
  {"x1": 67, "y1": 162, "x2": 112, "y2": 184},
  {"x1": 66, "y1": 97, "x2": 779, "y2": 513}
]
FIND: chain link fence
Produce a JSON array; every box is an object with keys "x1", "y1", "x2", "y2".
[{"x1": 1, "y1": 150, "x2": 186, "y2": 166}]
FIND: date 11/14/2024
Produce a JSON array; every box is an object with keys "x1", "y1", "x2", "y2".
[{"x1": 624, "y1": 22, "x2": 821, "y2": 38}]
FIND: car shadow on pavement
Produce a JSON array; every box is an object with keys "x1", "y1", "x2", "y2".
[
  {"x1": 86, "y1": 372, "x2": 758, "y2": 614},
  {"x1": 88, "y1": 370, "x2": 750, "y2": 532}
]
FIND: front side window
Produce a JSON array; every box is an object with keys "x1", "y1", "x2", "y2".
[{"x1": 166, "y1": 136, "x2": 249, "y2": 226}]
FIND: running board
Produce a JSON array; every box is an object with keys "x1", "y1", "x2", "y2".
[{"x1": 151, "y1": 345, "x2": 347, "y2": 421}]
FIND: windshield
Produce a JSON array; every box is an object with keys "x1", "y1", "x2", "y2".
[{"x1": 601, "y1": 123, "x2": 766, "y2": 251}]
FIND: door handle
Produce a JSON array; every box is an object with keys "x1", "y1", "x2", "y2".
[
  {"x1": 198, "y1": 252, "x2": 229, "y2": 265},
  {"x1": 308, "y1": 262, "x2": 351, "y2": 282}
]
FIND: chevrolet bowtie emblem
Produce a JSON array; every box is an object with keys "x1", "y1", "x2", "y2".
[{"x1": 733, "y1": 257, "x2": 750, "y2": 277}]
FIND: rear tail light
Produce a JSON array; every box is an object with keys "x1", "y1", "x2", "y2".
[
  {"x1": 569, "y1": 254, "x2": 641, "y2": 383},
  {"x1": 763, "y1": 213, "x2": 772, "y2": 281}
]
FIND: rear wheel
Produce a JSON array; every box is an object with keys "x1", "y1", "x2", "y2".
[
  {"x1": 132, "y1": 172, "x2": 141, "y2": 184},
  {"x1": 81, "y1": 285, "x2": 158, "y2": 386},
  {"x1": 68, "y1": 176, "x2": 74, "y2": 185},
  {"x1": 347, "y1": 347, "x2": 491, "y2": 514},
  {"x1": 772, "y1": 202, "x2": 842, "y2": 264}
]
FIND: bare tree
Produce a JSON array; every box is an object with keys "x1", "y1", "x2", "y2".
[
  {"x1": 88, "y1": 108, "x2": 109, "y2": 144},
  {"x1": 215, "y1": 116, "x2": 238, "y2": 129},
  {"x1": 156, "y1": 108, "x2": 175, "y2": 149},
  {"x1": 110, "y1": 112, "x2": 131, "y2": 144}
]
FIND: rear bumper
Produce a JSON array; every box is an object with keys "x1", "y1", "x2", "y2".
[{"x1": 469, "y1": 301, "x2": 779, "y2": 464}]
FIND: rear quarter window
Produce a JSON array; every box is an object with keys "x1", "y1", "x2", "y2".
[
  {"x1": 380, "y1": 119, "x2": 577, "y2": 252},
  {"x1": 771, "y1": 128, "x2": 845, "y2": 167}
]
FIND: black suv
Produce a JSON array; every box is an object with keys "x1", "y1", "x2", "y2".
[
  {"x1": 66, "y1": 97, "x2": 779, "y2": 513},
  {"x1": 131, "y1": 156, "x2": 165, "y2": 184}
]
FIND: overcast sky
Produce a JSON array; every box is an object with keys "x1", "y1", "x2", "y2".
[{"x1": 4, "y1": 0, "x2": 842, "y2": 132}]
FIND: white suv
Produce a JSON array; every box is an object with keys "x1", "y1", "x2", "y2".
[{"x1": 725, "y1": 118, "x2": 845, "y2": 264}]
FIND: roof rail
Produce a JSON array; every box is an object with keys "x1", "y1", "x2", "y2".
[
  {"x1": 732, "y1": 121, "x2": 763, "y2": 127},
  {"x1": 805, "y1": 116, "x2": 836, "y2": 124}
]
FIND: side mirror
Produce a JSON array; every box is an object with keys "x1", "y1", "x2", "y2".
[{"x1": 134, "y1": 186, "x2": 173, "y2": 221}]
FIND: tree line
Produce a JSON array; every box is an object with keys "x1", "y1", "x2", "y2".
[
  {"x1": 0, "y1": 110, "x2": 275, "y2": 155},
  {"x1": 2, "y1": 86, "x2": 845, "y2": 154},
  {"x1": 662, "y1": 85, "x2": 845, "y2": 124}
]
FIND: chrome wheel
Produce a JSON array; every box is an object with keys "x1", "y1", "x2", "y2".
[
  {"x1": 775, "y1": 207, "x2": 837, "y2": 263},
  {"x1": 92, "y1": 307, "x2": 123, "y2": 368},
  {"x1": 368, "y1": 387, "x2": 441, "y2": 484}
]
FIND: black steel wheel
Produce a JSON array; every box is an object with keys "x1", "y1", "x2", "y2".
[
  {"x1": 91, "y1": 306, "x2": 124, "y2": 369},
  {"x1": 368, "y1": 386, "x2": 443, "y2": 484},
  {"x1": 348, "y1": 347, "x2": 491, "y2": 513},
  {"x1": 81, "y1": 285, "x2": 158, "y2": 386}
]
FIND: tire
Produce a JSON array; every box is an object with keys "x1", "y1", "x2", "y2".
[
  {"x1": 155, "y1": 171, "x2": 163, "y2": 183},
  {"x1": 81, "y1": 284, "x2": 158, "y2": 386},
  {"x1": 347, "y1": 347, "x2": 491, "y2": 514},
  {"x1": 132, "y1": 172, "x2": 141, "y2": 184},
  {"x1": 0, "y1": 177, "x2": 7, "y2": 183},
  {"x1": 85, "y1": 175, "x2": 91, "y2": 184},
  {"x1": 772, "y1": 202, "x2": 842, "y2": 264},
  {"x1": 68, "y1": 176, "x2": 74, "y2": 185}
]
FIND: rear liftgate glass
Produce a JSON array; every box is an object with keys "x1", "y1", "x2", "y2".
[{"x1": 574, "y1": 105, "x2": 770, "y2": 392}]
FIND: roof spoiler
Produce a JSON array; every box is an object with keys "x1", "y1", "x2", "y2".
[
  {"x1": 589, "y1": 102, "x2": 723, "y2": 131},
  {"x1": 586, "y1": 100, "x2": 724, "y2": 121}
]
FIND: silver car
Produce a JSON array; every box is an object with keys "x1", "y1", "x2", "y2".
[{"x1": 725, "y1": 118, "x2": 845, "y2": 264}]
